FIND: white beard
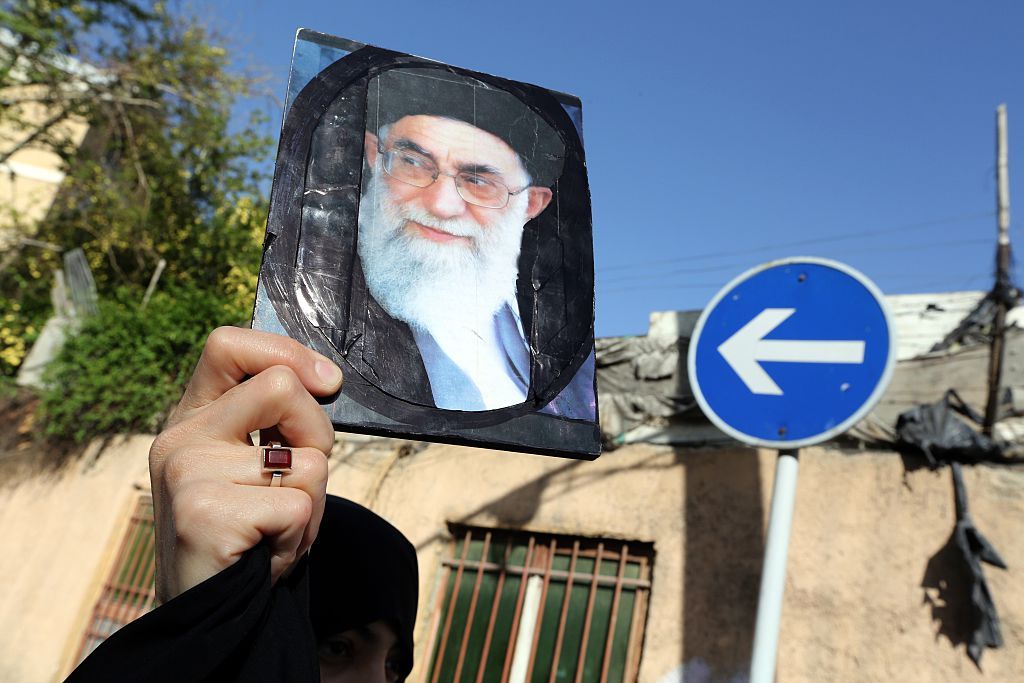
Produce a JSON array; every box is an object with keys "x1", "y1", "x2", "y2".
[{"x1": 356, "y1": 169, "x2": 527, "y2": 332}]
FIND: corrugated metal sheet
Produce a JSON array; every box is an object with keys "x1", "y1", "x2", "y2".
[{"x1": 885, "y1": 291, "x2": 986, "y2": 360}]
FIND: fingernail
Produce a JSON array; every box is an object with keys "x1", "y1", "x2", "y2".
[{"x1": 315, "y1": 359, "x2": 343, "y2": 388}]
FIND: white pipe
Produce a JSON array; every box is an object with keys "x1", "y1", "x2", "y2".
[{"x1": 508, "y1": 575, "x2": 544, "y2": 683}]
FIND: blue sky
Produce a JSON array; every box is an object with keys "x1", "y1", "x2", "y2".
[{"x1": 195, "y1": 0, "x2": 1024, "y2": 338}]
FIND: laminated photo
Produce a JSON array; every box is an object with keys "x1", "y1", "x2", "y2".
[{"x1": 253, "y1": 30, "x2": 599, "y2": 458}]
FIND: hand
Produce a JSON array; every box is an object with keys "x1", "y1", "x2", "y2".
[{"x1": 148, "y1": 327, "x2": 343, "y2": 603}]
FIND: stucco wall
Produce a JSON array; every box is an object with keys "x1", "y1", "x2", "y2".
[
  {"x1": 327, "y1": 442, "x2": 1024, "y2": 683},
  {"x1": 0, "y1": 436, "x2": 153, "y2": 683},
  {"x1": 324, "y1": 441, "x2": 756, "y2": 683},
  {"x1": 2, "y1": 436, "x2": 1022, "y2": 682},
  {"x1": 779, "y1": 450, "x2": 1024, "y2": 683}
]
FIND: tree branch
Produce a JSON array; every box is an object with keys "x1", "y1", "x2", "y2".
[
  {"x1": 0, "y1": 89, "x2": 161, "y2": 110},
  {"x1": 0, "y1": 105, "x2": 71, "y2": 166}
]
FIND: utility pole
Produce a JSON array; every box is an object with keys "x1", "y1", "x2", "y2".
[{"x1": 984, "y1": 104, "x2": 1013, "y2": 435}]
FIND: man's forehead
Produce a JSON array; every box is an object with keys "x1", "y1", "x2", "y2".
[{"x1": 386, "y1": 115, "x2": 520, "y2": 170}]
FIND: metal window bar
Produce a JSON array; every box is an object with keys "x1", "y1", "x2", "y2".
[
  {"x1": 523, "y1": 539, "x2": 558, "y2": 681},
  {"x1": 439, "y1": 559, "x2": 651, "y2": 591},
  {"x1": 474, "y1": 536, "x2": 513, "y2": 683},
  {"x1": 74, "y1": 496, "x2": 156, "y2": 664},
  {"x1": 547, "y1": 540, "x2": 580, "y2": 683},
  {"x1": 599, "y1": 545, "x2": 630, "y2": 683},
  {"x1": 431, "y1": 529, "x2": 475, "y2": 683},
  {"x1": 572, "y1": 543, "x2": 604, "y2": 683},
  {"x1": 622, "y1": 556, "x2": 650, "y2": 683},
  {"x1": 452, "y1": 531, "x2": 492, "y2": 682},
  {"x1": 499, "y1": 537, "x2": 537, "y2": 681},
  {"x1": 111, "y1": 504, "x2": 156, "y2": 629},
  {"x1": 428, "y1": 527, "x2": 654, "y2": 683}
]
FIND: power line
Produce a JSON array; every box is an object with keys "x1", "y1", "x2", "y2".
[
  {"x1": 599, "y1": 270, "x2": 993, "y2": 297},
  {"x1": 597, "y1": 237, "x2": 996, "y2": 289},
  {"x1": 876, "y1": 272, "x2": 990, "y2": 288},
  {"x1": 598, "y1": 282, "x2": 735, "y2": 295},
  {"x1": 596, "y1": 211, "x2": 994, "y2": 273},
  {"x1": 599, "y1": 236, "x2": 995, "y2": 286}
]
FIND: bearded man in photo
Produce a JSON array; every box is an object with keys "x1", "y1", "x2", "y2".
[{"x1": 354, "y1": 69, "x2": 589, "y2": 413}]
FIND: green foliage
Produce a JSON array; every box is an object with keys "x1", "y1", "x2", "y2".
[
  {"x1": 1, "y1": 1, "x2": 273, "y2": 444},
  {"x1": 39, "y1": 285, "x2": 249, "y2": 442},
  {"x1": 2, "y1": 0, "x2": 272, "y2": 287},
  {"x1": 0, "y1": 373, "x2": 17, "y2": 400},
  {"x1": 0, "y1": 282, "x2": 48, "y2": 373}
]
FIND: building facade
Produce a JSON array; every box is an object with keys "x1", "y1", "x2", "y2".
[{"x1": 2, "y1": 294, "x2": 1024, "y2": 682}]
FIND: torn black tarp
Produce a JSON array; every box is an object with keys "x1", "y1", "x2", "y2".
[
  {"x1": 896, "y1": 391, "x2": 1008, "y2": 667},
  {"x1": 922, "y1": 463, "x2": 1007, "y2": 667},
  {"x1": 895, "y1": 389, "x2": 1003, "y2": 467},
  {"x1": 931, "y1": 275, "x2": 1021, "y2": 353}
]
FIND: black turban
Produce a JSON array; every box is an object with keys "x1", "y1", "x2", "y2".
[
  {"x1": 310, "y1": 496, "x2": 420, "y2": 678},
  {"x1": 365, "y1": 67, "x2": 565, "y2": 187}
]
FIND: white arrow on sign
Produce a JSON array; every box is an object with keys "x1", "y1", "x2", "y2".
[{"x1": 718, "y1": 308, "x2": 866, "y2": 396}]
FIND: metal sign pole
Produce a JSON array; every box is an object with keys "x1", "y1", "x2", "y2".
[
  {"x1": 688, "y1": 258, "x2": 895, "y2": 682},
  {"x1": 749, "y1": 448, "x2": 800, "y2": 683}
]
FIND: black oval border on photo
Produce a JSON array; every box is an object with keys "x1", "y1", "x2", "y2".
[{"x1": 261, "y1": 45, "x2": 594, "y2": 430}]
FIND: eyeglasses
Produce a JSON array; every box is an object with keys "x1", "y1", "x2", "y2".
[{"x1": 379, "y1": 146, "x2": 525, "y2": 209}]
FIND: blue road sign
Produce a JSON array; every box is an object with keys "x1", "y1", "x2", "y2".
[{"x1": 687, "y1": 257, "x2": 896, "y2": 448}]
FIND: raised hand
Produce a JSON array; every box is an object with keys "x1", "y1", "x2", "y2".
[{"x1": 148, "y1": 327, "x2": 342, "y2": 603}]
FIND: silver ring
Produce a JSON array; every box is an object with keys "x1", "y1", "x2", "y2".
[{"x1": 270, "y1": 471, "x2": 283, "y2": 487}]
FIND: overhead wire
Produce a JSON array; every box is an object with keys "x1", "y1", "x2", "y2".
[
  {"x1": 596, "y1": 210, "x2": 994, "y2": 274},
  {"x1": 597, "y1": 237, "x2": 999, "y2": 294},
  {"x1": 598, "y1": 236, "x2": 995, "y2": 287}
]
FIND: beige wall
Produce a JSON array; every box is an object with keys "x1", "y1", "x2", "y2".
[
  {"x1": 327, "y1": 442, "x2": 1024, "y2": 683},
  {"x1": 0, "y1": 436, "x2": 152, "y2": 683},
  {"x1": 324, "y1": 440, "x2": 727, "y2": 683},
  {"x1": 2, "y1": 436, "x2": 1022, "y2": 682},
  {"x1": 0, "y1": 85, "x2": 89, "y2": 242},
  {"x1": 780, "y1": 450, "x2": 1024, "y2": 682}
]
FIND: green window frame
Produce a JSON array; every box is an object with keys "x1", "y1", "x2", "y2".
[
  {"x1": 74, "y1": 495, "x2": 157, "y2": 664},
  {"x1": 426, "y1": 526, "x2": 654, "y2": 683}
]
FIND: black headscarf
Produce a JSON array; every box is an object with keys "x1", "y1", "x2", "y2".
[
  {"x1": 67, "y1": 496, "x2": 420, "y2": 682},
  {"x1": 310, "y1": 496, "x2": 419, "y2": 677}
]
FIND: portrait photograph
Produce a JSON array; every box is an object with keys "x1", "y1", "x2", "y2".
[{"x1": 253, "y1": 30, "x2": 599, "y2": 458}]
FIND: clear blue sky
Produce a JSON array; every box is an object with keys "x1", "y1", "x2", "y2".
[{"x1": 195, "y1": 0, "x2": 1024, "y2": 338}]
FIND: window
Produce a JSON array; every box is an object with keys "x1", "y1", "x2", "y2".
[
  {"x1": 74, "y1": 495, "x2": 157, "y2": 664},
  {"x1": 425, "y1": 526, "x2": 654, "y2": 683}
]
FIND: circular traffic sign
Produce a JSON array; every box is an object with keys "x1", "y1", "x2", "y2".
[{"x1": 687, "y1": 257, "x2": 896, "y2": 448}]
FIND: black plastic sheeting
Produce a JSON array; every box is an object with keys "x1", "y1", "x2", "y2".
[
  {"x1": 896, "y1": 391, "x2": 1008, "y2": 667},
  {"x1": 932, "y1": 276, "x2": 1021, "y2": 353},
  {"x1": 895, "y1": 390, "x2": 1003, "y2": 467}
]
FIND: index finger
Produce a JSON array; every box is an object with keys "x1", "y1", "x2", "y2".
[{"x1": 173, "y1": 327, "x2": 343, "y2": 420}]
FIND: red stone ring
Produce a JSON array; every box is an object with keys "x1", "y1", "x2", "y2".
[{"x1": 260, "y1": 442, "x2": 293, "y2": 487}]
